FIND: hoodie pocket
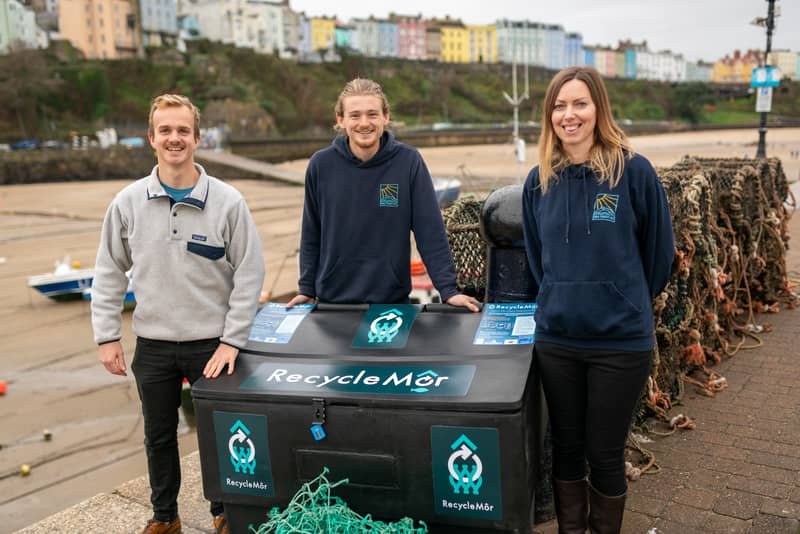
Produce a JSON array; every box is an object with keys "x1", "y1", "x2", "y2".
[
  {"x1": 536, "y1": 281, "x2": 643, "y2": 339},
  {"x1": 319, "y1": 257, "x2": 405, "y2": 303},
  {"x1": 187, "y1": 241, "x2": 226, "y2": 261}
]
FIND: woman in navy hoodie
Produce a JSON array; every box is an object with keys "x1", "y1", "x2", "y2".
[{"x1": 522, "y1": 66, "x2": 674, "y2": 533}]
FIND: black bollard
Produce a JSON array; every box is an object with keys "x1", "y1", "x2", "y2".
[{"x1": 480, "y1": 185, "x2": 537, "y2": 303}]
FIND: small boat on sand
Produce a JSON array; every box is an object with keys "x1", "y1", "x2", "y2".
[
  {"x1": 433, "y1": 177, "x2": 462, "y2": 208},
  {"x1": 27, "y1": 257, "x2": 95, "y2": 301},
  {"x1": 83, "y1": 272, "x2": 136, "y2": 310}
]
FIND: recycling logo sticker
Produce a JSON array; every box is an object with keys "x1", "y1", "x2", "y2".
[
  {"x1": 352, "y1": 304, "x2": 420, "y2": 349},
  {"x1": 213, "y1": 411, "x2": 274, "y2": 496},
  {"x1": 448, "y1": 435, "x2": 483, "y2": 494},
  {"x1": 431, "y1": 426, "x2": 502, "y2": 520},
  {"x1": 368, "y1": 308, "x2": 404, "y2": 343},
  {"x1": 228, "y1": 420, "x2": 256, "y2": 475}
]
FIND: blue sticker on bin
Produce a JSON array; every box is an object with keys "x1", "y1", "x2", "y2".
[
  {"x1": 248, "y1": 302, "x2": 315, "y2": 344},
  {"x1": 473, "y1": 303, "x2": 536, "y2": 345}
]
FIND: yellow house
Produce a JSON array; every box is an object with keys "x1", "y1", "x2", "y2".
[
  {"x1": 735, "y1": 51, "x2": 760, "y2": 83},
  {"x1": 440, "y1": 24, "x2": 469, "y2": 63},
  {"x1": 310, "y1": 17, "x2": 336, "y2": 53},
  {"x1": 711, "y1": 60, "x2": 732, "y2": 83},
  {"x1": 711, "y1": 50, "x2": 761, "y2": 83},
  {"x1": 467, "y1": 25, "x2": 496, "y2": 63},
  {"x1": 59, "y1": 0, "x2": 138, "y2": 59}
]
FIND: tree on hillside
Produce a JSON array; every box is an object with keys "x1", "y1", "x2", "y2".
[
  {"x1": 0, "y1": 48, "x2": 63, "y2": 139},
  {"x1": 78, "y1": 68, "x2": 112, "y2": 120},
  {"x1": 673, "y1": 82, "x2": 715, "y2": 124}
]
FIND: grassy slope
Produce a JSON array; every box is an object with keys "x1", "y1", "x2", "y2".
[{"x1": 1, "y1": 42, "x2": 798, "y2": 141}]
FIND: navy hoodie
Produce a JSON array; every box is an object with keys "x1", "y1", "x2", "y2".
[
  {"x1": 522, "y1": 154, "x2": 674, "y2": 352},
  {"x1": 298, "y1": 131, "x2": 459, "y2": 304}
]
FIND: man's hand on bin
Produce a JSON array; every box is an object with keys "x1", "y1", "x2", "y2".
[
  {"x1": 99, "y1": 341, "x2": 127, "y2": 376},
  {"x1": 286, "y1": 294, "x2": 315, "y2": 308},
  {"x1": 203, "y1": 343, "x2": 239, "y2": 379},
  {"x1": 446, "y1": 294, "x2": 481, "y2": 312}
]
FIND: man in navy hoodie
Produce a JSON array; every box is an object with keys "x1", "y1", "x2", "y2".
[{"x1": 287, "y1": 78, "x2": 478, "y2": 310}]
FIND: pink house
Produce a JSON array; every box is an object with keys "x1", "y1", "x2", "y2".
[{"x1": 392, "y1": 14, "x2": 426, "y2": 60}]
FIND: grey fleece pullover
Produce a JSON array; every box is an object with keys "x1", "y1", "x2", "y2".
[{"x1": 91, "y1": 164, "x2": 265, "y2": 349}]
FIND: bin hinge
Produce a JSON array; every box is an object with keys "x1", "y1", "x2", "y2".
[{"x1": 312, "y1": 398, "x2": 326, "y2": 425}]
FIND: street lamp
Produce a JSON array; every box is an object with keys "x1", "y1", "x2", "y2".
[
  {"x1": 502, "y1": 41, "x2": 529, "y2": 183},
  {"x1": 752, "y1": 0, "x2": 779, "y2": 158}
]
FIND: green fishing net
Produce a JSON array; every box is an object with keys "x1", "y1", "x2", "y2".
[{"x1": 251, "y1": 468, "x2": 428, "y2": 534}]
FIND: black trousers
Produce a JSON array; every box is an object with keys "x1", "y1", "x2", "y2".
[
  {"x1": 535, "y1": 341, "x2": 652, "y2": 497},
  {"x1": 132, "y1": 337, "x2": 224, "y2": 522}
]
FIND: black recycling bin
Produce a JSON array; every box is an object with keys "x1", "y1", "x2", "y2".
[{"x1": 193, "y1": 304, "x2": 544, "y2": 533}]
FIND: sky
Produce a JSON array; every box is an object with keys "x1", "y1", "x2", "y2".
[{"x1": 289, "y1": 0, "x2": 799, "y2": 64}]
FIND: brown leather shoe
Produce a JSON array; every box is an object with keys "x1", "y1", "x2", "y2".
[
  {"x1": 213, "y1": 513, "x2": 229, "y2": 534},
  {"x1": 141, "y1": 516, "x2": 182, "y2": 534}
]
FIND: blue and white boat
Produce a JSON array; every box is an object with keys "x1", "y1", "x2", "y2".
[
  {"x1": 433, "y1": 177, "x2": 462, "y2": 208},
  {"x1": 82, "y1": 272, "x2": 136, "y2": 310},
  {"x1": 27, "y1": 257, "x2": 95, "y2": 301}
]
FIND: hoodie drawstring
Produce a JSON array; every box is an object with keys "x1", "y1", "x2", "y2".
[
  {"x1": 564, "y1": 167, "x2": 593, "y2": 244},
  {"x1": 564, "y1": 178, "x2": 570, "y2": 243},
  {"x1": 583, "y1": 169, "x2": 592, "y2": 236}
]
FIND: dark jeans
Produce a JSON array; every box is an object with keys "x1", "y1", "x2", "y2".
[
  {"x1": 132, "y1": 337, "x2": 224, "y2": 522},
  {"x1": 535, "y1": 341, "x2": 652, "y2": 497}
]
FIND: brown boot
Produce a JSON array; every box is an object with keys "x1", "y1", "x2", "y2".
[
  {"x1": 214, "y1": 513, "x2": 229, "y2": 534},
  {"x1": 553, "y1": 478, "x2": 588, "y2": 534},
  {"x1": 141, "y1": 516, "x2": 181, "y2": 534},
  {"x1": 588, "y1": 484, "x2": 626, "y2": 534}
]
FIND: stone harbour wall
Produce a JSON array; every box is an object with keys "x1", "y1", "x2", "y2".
[{"x1": 0, "y1": 147, "x2": 271, "y2": 185}]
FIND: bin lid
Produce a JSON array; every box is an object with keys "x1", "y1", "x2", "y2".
[{"x1": 192, "y1": 305, "x2": 534, "y2": 411}]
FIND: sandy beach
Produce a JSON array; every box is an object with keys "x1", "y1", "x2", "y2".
[
  {"x1": 0, "y1": 127, "x2": 798, "y2": 532},
  {"x1": 277, "y1": 127, "x2": 800, "y2": 187}
]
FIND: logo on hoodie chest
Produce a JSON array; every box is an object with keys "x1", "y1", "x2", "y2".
[
  {"x1": 591, "y1": 194, "x2": 620, "y2": 223},
  {"x1": 379, "y1": 183, "x2": 399, "y2": 208}
]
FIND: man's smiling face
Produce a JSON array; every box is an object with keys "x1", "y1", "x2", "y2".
[
  {"x1": 148, "y1": 104, "x2": 199, "y2": 169},
  {"x1": 336, "y1": 94, "x2": 390, "y2": 161}
]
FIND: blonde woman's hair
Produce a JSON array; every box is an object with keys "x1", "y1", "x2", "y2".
[
  {"x1": 538, "y1": 66, "x2": 631, "y2": 193},
  {"x1": 333, "y1": 78, "x2": 391, "y2": 133},
  {"x1": 148, "y1": 94, "x2": 200, "y2": 139}
]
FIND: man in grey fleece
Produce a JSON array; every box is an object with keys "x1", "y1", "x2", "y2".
[{"x1": 91, "y1": 94, "x2": 265, "y2": 534}]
